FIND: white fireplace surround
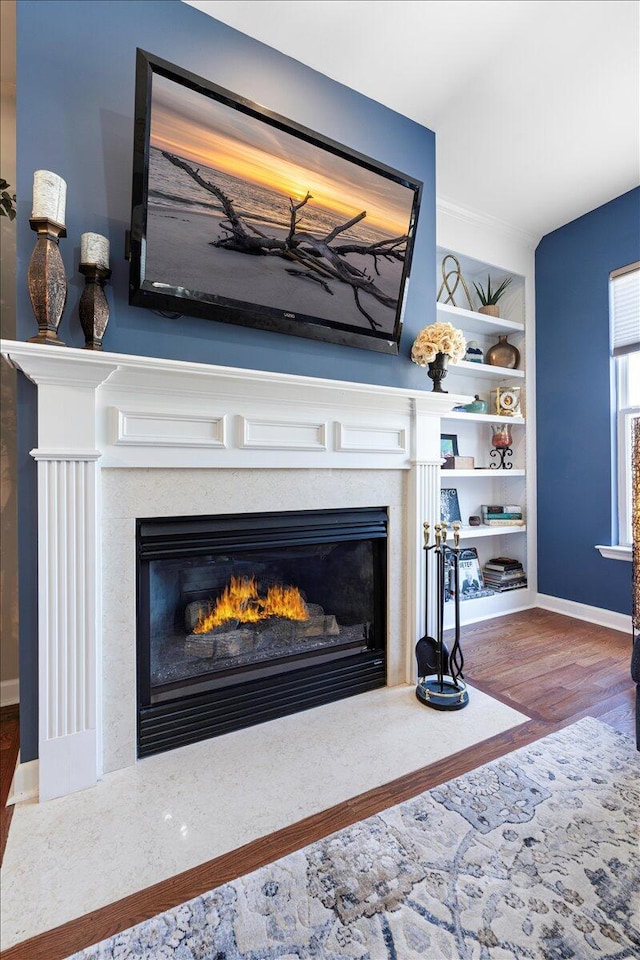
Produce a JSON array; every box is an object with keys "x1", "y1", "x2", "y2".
[{"x1": 1, "y1": 339, "x2": 470, "y2": 801}]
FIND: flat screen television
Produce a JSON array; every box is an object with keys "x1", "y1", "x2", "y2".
[{"x1": 129, "y1": 50, "x2": 423, "y2": 354}]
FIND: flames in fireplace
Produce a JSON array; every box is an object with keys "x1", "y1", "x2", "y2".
[{"x1": 193, "y1": 575, "x2": 310, "y2": 634}]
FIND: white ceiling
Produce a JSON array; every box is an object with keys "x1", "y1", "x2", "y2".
[{"x1": 184, "y1": 0, "x2": 640, "y2": 242}]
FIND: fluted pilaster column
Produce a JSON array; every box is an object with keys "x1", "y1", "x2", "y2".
[
  {"x1": 14, "y1": 351, "x2": 117, "y2": 800},
  {"x1": 407, "y1": 397, "x2": 446, "y2": 682}
]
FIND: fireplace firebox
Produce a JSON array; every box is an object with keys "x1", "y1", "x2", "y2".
[{"x1": 136, "y1": 508, "x2": 387, "y2": 757}]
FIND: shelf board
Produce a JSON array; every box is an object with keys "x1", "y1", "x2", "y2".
[
  {"x1": 436, "y1": 301, "x2": 525, "y2": 336},
  {"x1": 448, "y1": 359, "x2": 525, "y2": 381},
  {"x1": 458, "y1": 524, "x2": 527, "y2": 539},
  {"x1": 441, "y1": 468, "x2": 525, "y2": 478},
  {"x1": 441, "y1": 411, "x2": 525, "y2": 425},
  {"x1": 443, "y1": 585, "x2": 533, "y2": 629}
]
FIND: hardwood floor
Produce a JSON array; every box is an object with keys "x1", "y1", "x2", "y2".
[
  {"x1": 2, "y1": 609, "x2": 636, "y2": 960},
  {"x1": 454, "y1": 607, "x2": 635, "y2": 733},
  {"x1": 0, "y1": 704, "x2": 19, "y2": 866}
]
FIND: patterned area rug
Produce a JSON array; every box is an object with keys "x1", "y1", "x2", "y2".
[{"x1": 71, "y1": 717, "x2": 640, "y2": 959}]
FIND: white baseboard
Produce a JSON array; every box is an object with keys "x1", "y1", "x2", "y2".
[
  {"x1": 536, "y1": 594, "x2": 632, "y2": 634},
  {"x1": 7, "y1": 757, "x2": 39, "y2": 806},
  {"x1": 0, "y1": 677, "x2": 19, "y2": 707}
]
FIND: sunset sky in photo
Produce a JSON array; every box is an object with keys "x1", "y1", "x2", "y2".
[{"x1": 150, "y1": 73, "x2": 416, "y2": 238}]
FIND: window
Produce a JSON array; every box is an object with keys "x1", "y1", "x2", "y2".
[{"x1": 612, "y1": 263, "x2": 640, "y2": 549}]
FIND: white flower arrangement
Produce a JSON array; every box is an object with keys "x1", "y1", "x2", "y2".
[{"x1": 411, "y1": 321, "x2": 467, "y2": 366}]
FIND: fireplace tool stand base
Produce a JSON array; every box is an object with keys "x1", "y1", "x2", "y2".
[{"x1": 416, "y1": 676, "x2": 468, "y2": 709}]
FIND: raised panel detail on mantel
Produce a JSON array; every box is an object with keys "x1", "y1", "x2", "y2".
[
  {"x1": 112, "y1": 409, "x2": 227, "y2": 448},
  {"x1": 240, "y1": 417, "x2": 328, "y2": 451},
  {"x1": 336, "y1": 423, "x2": 407, "y2": 454}
]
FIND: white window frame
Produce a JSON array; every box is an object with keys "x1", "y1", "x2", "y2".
[
  {"x1": 616, "y1": 356, "x2": 638, "y2": 547},
  {"x1": 596, "y1": 265, "x2": 639, "y2": 562}
]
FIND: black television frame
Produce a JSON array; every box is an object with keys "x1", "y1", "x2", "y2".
[{"x1": 129, "y1": 50, "x2": 423, "y2": 355}]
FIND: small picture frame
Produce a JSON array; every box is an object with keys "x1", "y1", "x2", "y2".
[
  {"x1": 440, "y1": 433, "x2": 459, "y2": 461},
  {"x1": 440, "y1": 487, "x2": 461, "y2": 523}
]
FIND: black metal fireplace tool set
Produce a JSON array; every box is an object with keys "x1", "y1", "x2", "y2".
[{"x1": 416, "y1": 520, "x2": 469, "y2": 710}]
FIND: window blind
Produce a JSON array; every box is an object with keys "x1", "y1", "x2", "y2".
[{"x1": 611, "y1": 261, "x2": 640, "y2": 356}]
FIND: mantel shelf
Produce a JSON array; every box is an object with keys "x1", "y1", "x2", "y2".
[
  {"x1": 0, "y1": 339, "x2": 471, "y2": 415},
  {"x1": 436, "y1": 301, "x2": 525, "y2": 336}
]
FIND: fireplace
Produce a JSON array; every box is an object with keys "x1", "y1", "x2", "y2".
[
  {"x1": 2, "y1": 339, "x2": 462, "y2": 800},
  {"x1": 136, "y1": 507, "x2": 388, "y2": 757}
]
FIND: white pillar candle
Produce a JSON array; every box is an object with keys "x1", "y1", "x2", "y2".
[
  {"x1": 32, "y1": 170, "x2": 67, "y2": 225},
  {"x1": 80, "y1": 232, "x2": 110, "y2": 269}
]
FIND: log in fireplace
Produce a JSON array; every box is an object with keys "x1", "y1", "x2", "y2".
[{"x1": 136, "y1": 507, "x2": 387, "y2": 757}]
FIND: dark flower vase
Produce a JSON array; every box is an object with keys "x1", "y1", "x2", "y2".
[{"x1": 427, "y1": 352, "x2": 449, "y2": 392}]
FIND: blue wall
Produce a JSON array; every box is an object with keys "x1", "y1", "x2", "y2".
[
  {"x1": 16, "y1": 1, "x2": 436, "y2": 759},
  {"x1": 536, "y1": 187, "x2": 639, "y2": 614}
]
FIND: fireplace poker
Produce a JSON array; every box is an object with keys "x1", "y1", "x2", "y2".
[{"x1": 449, "y1": 522, "x2": 465, "y2": 682}]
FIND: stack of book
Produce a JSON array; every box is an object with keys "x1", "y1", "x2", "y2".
[
  {"x1": 481, "y1": 504, "x2": 525, "y2": 526},
  {"x1": 482, "y1": 556, "x2": 527, "y2": 591}
]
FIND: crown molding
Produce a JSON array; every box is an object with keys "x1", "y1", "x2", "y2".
[{"x1": 436, "y1": 196, "x2": 539, "y2": 250}]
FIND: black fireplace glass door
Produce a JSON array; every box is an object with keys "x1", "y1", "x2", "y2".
[
  {"x1": 148, "y1": 537, "x2": 377, "y2": 691},
  {"x1": 137, "y1": 509, "x2": 387, "y2": 719}
]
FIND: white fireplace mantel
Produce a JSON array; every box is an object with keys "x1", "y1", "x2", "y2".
[{"x1": 2, "y1": 339, "x2": 471, "y2": 801}]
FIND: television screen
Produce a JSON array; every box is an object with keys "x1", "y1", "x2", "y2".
[{"x1": 129, "y1": 51, "x2": 422, "y2": 354}]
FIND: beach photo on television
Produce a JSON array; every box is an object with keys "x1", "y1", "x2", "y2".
[{"x1": 143, "y1": 73, "x2": 417, "y2": 335}]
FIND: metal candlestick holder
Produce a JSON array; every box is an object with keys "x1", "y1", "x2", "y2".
[
  {"x1": 489, "y1": 422, "x2": 514, "y2": 469},
  {"x1": 27, "y1": 217, "x2": 67, "y2": 345},
  {"x1": 79, "y1": 263, "x2": 112, "y2": 350},
  {"x1": 415, "y1": 520, "x2": 469, "y2": 711},
  {"x1": 489, "y1": 445, "x2": 513, "y2": 469}
]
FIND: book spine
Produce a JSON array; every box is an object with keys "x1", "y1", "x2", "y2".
[
  {"x1": 483, "y1": 569, "x2": 525, "y2": 577},
  {"x1": 482, "y1": 513, "x2": 523, "y2": 520},
  {"x1": 484, "y1": 578, "x2": 527, "y2": 586},
  {"x1": 482, "y1": 505, "x2": 521, "y2": 513}
]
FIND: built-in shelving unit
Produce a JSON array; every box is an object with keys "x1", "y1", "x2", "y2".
[{"x1": 436, "y1": 245, "x2": 531, "y2": 627}]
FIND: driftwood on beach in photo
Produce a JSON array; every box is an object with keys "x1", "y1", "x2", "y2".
[{"x1": 162, "y1": 151, "x2": 408, "y2": 329}]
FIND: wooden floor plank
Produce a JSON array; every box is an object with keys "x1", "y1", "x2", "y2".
[
  {"x1": 0, "y1": 704, "x2": 20, "y2": 866},
  {"x1": 2, "y1": 609, "x2": 637, "y2": 960}
]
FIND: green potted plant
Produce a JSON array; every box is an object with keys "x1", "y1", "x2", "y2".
[
  {"x1": 0, "y1": 179, "x2": 16, "y2": 220},
  {"x1": 473, "y1": 274, "x2": 512, "y2": 317}
]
